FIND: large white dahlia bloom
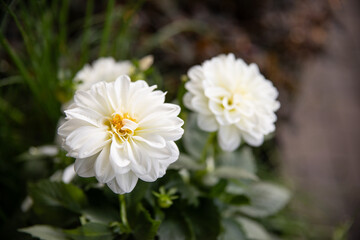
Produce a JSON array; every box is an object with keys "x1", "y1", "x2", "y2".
[
  {"x1": 183, "y1": 53, "x2": 280, "y2": 151},
  {"x1": 75, "y1": 57, "x2": 134, "y2": 91},
  {"x1": 58, "y1": 75, "x2": 184, "y2": 194}
]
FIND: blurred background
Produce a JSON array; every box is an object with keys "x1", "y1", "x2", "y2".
[{"x1": 0, "y1": 0, "x2": 359, "y2": 239}]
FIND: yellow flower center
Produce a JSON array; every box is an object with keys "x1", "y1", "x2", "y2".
[{"x1": 110, "y1": 113, "x2": 138, "y2": 138}]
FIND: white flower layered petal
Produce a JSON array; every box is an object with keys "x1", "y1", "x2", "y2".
[
  {"x1": 107, "y1": 171, "x2": 138, "y2": 194},
  {"x1": 138, "y1": 141, "x2": 178, "y2": 182},
  {"x1": 95, "y1": 144, "x2": 115, "y2": 183},
  {"x1": 58, "y1": 75, "x2": 183, "y2": 194},
  {"x1": 110, "y1": 136, "x2": 131, "y2": 173},
  {"x1": 218, "y1": 125, "x2": 241, "y2": 152},
  {"x1": 242, "y1": 131, "x2": 264, "y2": 147},
  {"x1": 184, "y1": 53, "x2": 279, "y2": 151},
  {"x1": 74, "y1": 155, "x2": 97, "y2": 177},
  {"x1": 58, "y1": 119, "x2": 91, "y2": 137},
  {"x1": 65, "y1": 126, "x2": 110, "y2": 158},
  {"x1": 197, "y1": 114, "x2": 218, "y2": 132},
  {"x1": 74, "y1": 57, "x2": 134, "y2": 92}
]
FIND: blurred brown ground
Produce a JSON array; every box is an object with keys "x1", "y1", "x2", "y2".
[{"x1": 278, "y1": 0, "x2": 360, "y2": 238}]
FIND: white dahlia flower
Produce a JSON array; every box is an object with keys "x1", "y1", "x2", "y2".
[
  {"x1": 75, "y1": 57, "x2": 134, "y2": 91},
  {"x1": 183, "y1": 54, "x2": 280, "y2": 151},
  {"x1": 58, "y1": 75, "x2": 184, "y2": 194}
]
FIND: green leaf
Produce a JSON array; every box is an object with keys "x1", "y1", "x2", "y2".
[
  {"x1": 29, "y1": 180, "x2": 87, "y2": 213},
  {"x1": 170, "y1": 153, "x2": 204, "y2": 171},
  {"x1": 209, "y1": 179, "x2": 227, "y2": 197},
  {"x1": 216, "y1": 147, "x2": 256, "y2": 174},
  {"x1": 218, "y1": 218, "x2": 246, "y2": 240},
  {"x1": 158, "y1": 209, "x2": 193, "y2": 240},
  {"x1": 185, "y1": 198, "x2": 221, "y2": 240},
  {"x1": 132, "y1": 204, "x2": 161, "y2": 240},
  {"x1": 126, "y1": 180, "x2": 151, "y2": 211},
  {"x1": 236, "y1": 217, "x2": 272, "y2": 240},
  {"x1": 82, "y1": 206, "x2": 119, "y2": 224},
  {"x1": 212, "y1": 166, "x2": 258, "y2": 181},
  {"x1": 158, "y1": 217, "x2": 191, "y2": 240},
  {"x1": 221, "y1": 193, "x2": 250, "y2": 206},
  {"x1": 64, "y1": 222, "x2": 113, "y2": 240},
  {"x1": 240, "y1": 182, "x2": 291, "y2": 217},
  {"x1": 162, "y1": 170, "x2": 200, "y2": 206},
  {"x1": 332, "y1": 221, "x2": 352, "y2": 240},
  {"x1": 182, "y1": 114, "x2": 209, "y2": 159},
  {"x1": 19, "y1": 225, "x2": 67, "y2": 240}
]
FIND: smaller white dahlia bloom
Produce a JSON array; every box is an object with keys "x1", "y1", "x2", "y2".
[
  {"x1": 58, "y1": 75, "x2": 184, "y2": 194},
  {"x1": 183, "y1": 54, "x2": 280, "y2": 151},
  {"x1": 75, "y1": 57, "x2": 134, "y2": 91}
]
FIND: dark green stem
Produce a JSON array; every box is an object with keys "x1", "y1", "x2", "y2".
[{"x1": 119, "y1": 194, "x2": 131, "y2": 232}]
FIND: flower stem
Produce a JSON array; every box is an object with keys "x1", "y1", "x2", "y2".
[{"x1": 119, "y1": 194, "x2": 131, "y2": 232}]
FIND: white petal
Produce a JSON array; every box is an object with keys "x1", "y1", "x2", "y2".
[
  {"x1": 126, "y1": 141, "x2": 150, "y2": 176},
  {"x1": 188, "y1": 65, "x2": 204, "y2": 82},
  {"x1": 132, "y1": 134, "x2": 166, "y2": 148},
  {"x1": 191, "y1": 96, "x2": 211, "y2": 115},
  {"x1": 74, "y1": 156, "x2": 96, "y2": 177},
  {"x1": 218, "y1": 125, "x2": 241, "y2": 151},
  {"x1": 65, "y1": 126, "x2": 110, "y2": 158},
  {"x1": 62, "y1": 164, "x2": 77, "y2": 183},
  {"x1": 204, "y1": 87, "x2": 230, "y2": 101},
  {"x1": 110, "y1": 136, "x2": 131, "y2": 172},
  {"x1": 95, "y1": 144, "x2": 115, "y2": 183},
  {"x1": 197, "y1": 114, "x2": 218, "y2": 132},
  {"x1": 208, "y1": 100, "x2": 223, "y2": 115},
  {"x1": 183, "y1": 92, "x2": 194, "y2": 110},
  {"x1": 115, "y1": 75, "x2": 131, "y2": 111},
  {"x1": 242, "y1": 132, "x2": 264, "y2": 147},
  {"x1": 107, "y1": 171, "x2": 138, "y2": 194},
  {"x1": 65, "y1": 106, "x2": 103, "y2": 127}
]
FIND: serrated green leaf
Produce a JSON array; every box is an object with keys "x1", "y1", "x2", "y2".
[
  {"x1": 236, "y1": 217, "x2": 272, "y2": 240},
  {"x1": 212, "y1": 166, "x2": 258, "y2": 181},
  {"x1": 240, "y1": 182, "x2": 291, "y2": 217},
  {"x1": 29, "y1": 180, "x2": 87, "y2": 213},
  {"x1": 218, "y1": 218, "x2": 246, "y2": 240},
  {"x1": 64, "y1": 222, "x2": 113, "y2": 240},
  {"x1": 19, "y1": 225, "x2": 67, "y2": 240}
]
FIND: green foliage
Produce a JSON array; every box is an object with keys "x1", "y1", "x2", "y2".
[
  {"x1": 29, "y1": 180, "x2": 87, "y2": 213},
  {"x1": 239, "y1": 182, "x2": 291, "y2": 218},
  {"x1": 19, "y1": 225, "x2": 67, "y2": 240},
  {"x1": 219, "y1": 218, "x2": 246, "y2": 240},
  {"x1": 65, "y1": 222, "x2": 113, "y2": 240}
]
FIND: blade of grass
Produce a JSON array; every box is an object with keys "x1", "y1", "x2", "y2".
[
  {"x1": 113, "y1": 0, "x2": 145, "y2": 59},
  {"x1": 81, "y1": 0, "x2": 94, "y2": 66},
  {"x1": 99, "y1": 0, "x2": 115, "y2": 57},
  {"x1": 1, "y1": 0, "x2": 36, "y2": 59},
  {"x1": 140, "y1": 19, "x2": 208, "y2": 55},
  {"x1": 0, "y1": 32, "x2": 37, "y2": 97},
  {"x1": 59, "y1": 0, "x2": 69, "y2": 53}
]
